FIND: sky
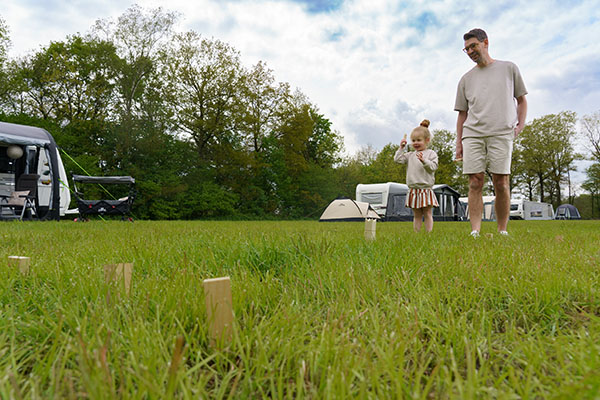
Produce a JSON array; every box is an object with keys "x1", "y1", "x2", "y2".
[{"x1": 1, "y1": 0, "x2": 599, "y2": 185}]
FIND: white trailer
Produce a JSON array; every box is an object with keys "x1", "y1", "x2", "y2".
[
  {"x1": 0, "y1": 121, "x2": 71, "y2": 220},
  {"x1": 510, "y1": 199, "x2": 554, "y2": 220}
]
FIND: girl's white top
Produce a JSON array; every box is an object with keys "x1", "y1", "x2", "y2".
[{"x1": 393, "y1": 147, "x2": 438, "y2": 189}]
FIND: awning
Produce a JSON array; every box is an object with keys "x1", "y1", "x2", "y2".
[
  {"x1": 0, "y1": 121, "x2": 53, "y2": 146},
  {"x1": 72, "y1": 175, "x2": 136, "y2": 184}
]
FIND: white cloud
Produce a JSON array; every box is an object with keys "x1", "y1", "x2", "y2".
[{"x1": 2, "y1": 0, "x2": 600, "y2": 184}]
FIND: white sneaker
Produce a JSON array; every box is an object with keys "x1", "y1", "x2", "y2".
[
  {"x1": 470, "y1": 230, "x2": 480, "y2": 238},
  {"x1": 499, "y1": 230, "x2": 509, "y2": 236}
]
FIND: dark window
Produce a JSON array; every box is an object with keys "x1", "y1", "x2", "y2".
[
  {"x1": 389, "y1": 194, "x2": 412, "y2": 216},
  {"x1": 361, "y1": 192, "x2": 383, "y2": 204},
  {"x1": 0, "y1": 147, "x2": 16, "y2": 174}
]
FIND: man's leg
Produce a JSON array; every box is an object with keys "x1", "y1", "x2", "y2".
[
  {"x1": 492, "y1": 174, "x2": 510, "y2": 232},
  {"x1": 423, "y1": 206, "x2": 433, "y2": 232},
  {"x1": 413, "y1": 208, "x2": 423, "y2": 232},
  {"x1": 468, "y1": 173, "x2": 485, "y2": 232}
]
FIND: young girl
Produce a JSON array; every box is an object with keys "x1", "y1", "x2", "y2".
[{"x1": 393, "y1": 119, "x2": 439, "y2": 232}]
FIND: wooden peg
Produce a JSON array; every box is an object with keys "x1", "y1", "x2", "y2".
[
  {"x1": 104, "y1": 263, "x2": 133, "y2": 296},
  {"x1": 203, "y1": 277, "x2": 233, "y2": 347},
  {"x1": 364, "y1": 219, "x2": 376, "y2": 241},
  {"x1": 8, "y1": 256, "x2": 30, "y2": 275}
]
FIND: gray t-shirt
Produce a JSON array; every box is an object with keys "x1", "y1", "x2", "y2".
[
  {"x1": 454, "y1": 60, "x2": 527, "y2": 138},
  {"x1": 393, "y1": 148, "x2": 438, "y2": 189}
]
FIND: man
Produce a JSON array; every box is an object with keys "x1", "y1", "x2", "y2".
[{"x1": 454, "y1": 28, "x2": 527, "y2": 237}]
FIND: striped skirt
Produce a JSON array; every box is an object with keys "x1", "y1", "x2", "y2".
[{"x1": 405, "y1": 188, "x2": 439, "y2": 209}]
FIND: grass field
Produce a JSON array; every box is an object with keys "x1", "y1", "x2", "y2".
[{"x1": 1, "y1": 220, "x2": 599, "y2": 399}]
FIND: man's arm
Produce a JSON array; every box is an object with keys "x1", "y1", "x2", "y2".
[
  {"x1": 456, "y1": 110, "x2": 468, "y2": 159},
  {"x1": 514, "y1": 95, "x2": 527, "y2": 137}
]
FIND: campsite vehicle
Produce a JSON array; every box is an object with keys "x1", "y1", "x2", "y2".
[
  {"x1": 510, "y1": 199, "x2": 554, "y2": 220},
  {"x1": 554, "y1": 204, "x2": 581, "y2": 220},
  {"x1": 0, "y1": 121, "x2": 71, "y2": 220},
  {"x1": 355, "y1": 182, "x2": 466, "y2": 221},
  {"x1": 72, "y1": 175, "x2": 136, "y2": 221},
  {"x1": 459, "y1": 195, "x2": 496, "y2": 221}
]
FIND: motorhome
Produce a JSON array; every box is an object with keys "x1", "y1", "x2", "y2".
[
  {"x1": 510, "y1": 199, "x2": 554, "y2": 220},
  {"x1": 355, "y1": 182, "x2": 466, "y2": 221},
  {"x1": 0, "y1": 121, "x2": 71, "y2": 220}
]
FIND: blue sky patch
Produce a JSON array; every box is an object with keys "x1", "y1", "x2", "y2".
[
  {"x1": 288, "y1": 0, "x2": 344, "y2": 13},
  {"x1": 409, "y1": 11, "x2": 438, "y2": 33}
]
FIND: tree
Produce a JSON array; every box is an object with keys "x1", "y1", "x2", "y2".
[
  {"x1": 237, "y1": 61, "x2": 289, "y2": 156},
  {"x1": 429, "y1": 129, "x2": 467, "y2": 195},
  {"x1": 581, "y1": 111, "x2": 600, "y2": 162},
  {"x1": 582, "y1": 162, "x2": 600, "y2": 219},
  {"x1": 93, "y1": 4, "x2": 177, "y2": 120},
  {"x1": 162, "y1": 31, "x2": 243, "y2": 159},
  {"x1": 306, "y1": 108, "x2": 343, "y2": 168},
  {"x1": 515, "y1": 111, "x2": 579, "y2": 206},
  {"x1": 0, "y1": 16, "x2": 10, "y2": 99}
]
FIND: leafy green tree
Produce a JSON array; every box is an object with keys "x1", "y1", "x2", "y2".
[
  {"x1": 0, "y1": 16, "x2": 10, "y2": 99},
  {"x1": 306, "y1": 108, "x2": 343, "y2": 167},
  {"x1": 430, "y1": 129, "x2": 467, "y2": 195},
  {"x1": 511, "y1": 144, "x2": 537, "y2": 200},
  {"x1": 93, "y1": 4, "x2": 177, "y2": 121},
  {"x1": 237, "y1": 61, "x2": 290, "y2": 155},
  {"x1": 516, "y1": 112, "x2": 579, "y2": 205},
  {"x1": 582, "y1": 162, "x2": 600, "y2": 219},
  {"x1": 162, "y1": 31, "x2": 243, "y2": 158}
]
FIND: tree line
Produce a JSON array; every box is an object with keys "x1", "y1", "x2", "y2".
[{"x1": 0, "y1": 7, "x2": 599, "y2": 219}]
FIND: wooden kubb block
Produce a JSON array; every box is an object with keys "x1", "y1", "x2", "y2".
[
  {"x1": 203, "y1": 277, "x2": 234, "y2": 346},
  {"x1": 104, "y1": 263, "x2": 133, "y2": 296},
  {"x1": 8, "y1": 256, "x2": 30, "y2": 274},
  {"x1": 364, "y1": 219, "x2": 376, "y2": 240}
]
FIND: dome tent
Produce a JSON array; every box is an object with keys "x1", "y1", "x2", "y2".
[
  {"x1": 319, "y1": 198, "x2": 380, "y2": 222},
  {"x1": 554, "y1": 204, "x2": 581, "y2": 220}
]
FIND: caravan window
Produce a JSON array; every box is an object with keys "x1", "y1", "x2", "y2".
[
  {"x1": 361, "y1": 192, "x2": 383, "y2": 205},
  {"x1": 389, "y1": 194, "x2": 411, "y2": 216}
]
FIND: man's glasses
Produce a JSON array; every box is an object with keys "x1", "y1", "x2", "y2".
[{"x1": 463, "y1": 43, "x2": 479, "y2": 53}]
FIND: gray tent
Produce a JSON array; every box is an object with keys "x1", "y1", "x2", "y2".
[
  {"x1": 356, "y1": 182, "x2": 466, "y2": 221},
  {"x1": 554, "y1": 204, "x2": 581, "y2": 220}
]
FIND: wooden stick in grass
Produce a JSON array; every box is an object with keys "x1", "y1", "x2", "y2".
[
  {"x1": 203, "y1": 277, "x2": 233, "y2": 347},
  {"x1": 364, "y1": 219, "x2": 376, "y2": 241},
  {"x1": 104, "y1": 263, "x2": 133, "y2": 297},
  {"x1": 8, "y1": 256, "x2": 30, "y2": 275}
]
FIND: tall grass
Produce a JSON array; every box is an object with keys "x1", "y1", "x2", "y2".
[{"x1": 0, "y1": 220, "x2": 599, "y2": 398}]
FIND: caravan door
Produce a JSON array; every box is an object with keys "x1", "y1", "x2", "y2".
[{"x1": 36, "y1": 147, "x2": 71, "y2": 216}]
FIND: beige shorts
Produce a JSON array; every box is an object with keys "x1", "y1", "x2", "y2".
[{"x1": 462, "y1": 134, "x2": 513, "y2": 175}]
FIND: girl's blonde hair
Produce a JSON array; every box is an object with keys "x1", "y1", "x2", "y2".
[{"x1": 410, "y1": 119, "x2": 431, "y2": 141}]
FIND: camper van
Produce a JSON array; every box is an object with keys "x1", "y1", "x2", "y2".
[
  {"x1": 355, "y1": 182, "x2": 465, "y2": 221},
  {"x1": 0, "y1": 121, "x2": 71, "y2": 220},
  {"x1": 510, "y1": 199, "x2": 554, "y2": 220}
]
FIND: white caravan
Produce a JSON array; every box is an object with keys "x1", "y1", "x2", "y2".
[
  {"x1": 510, "y1": 199, "x2": 554, "y2": 220},
  {"x1": 0, "y1": 121, "x2": 71, "y2": 219}
]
